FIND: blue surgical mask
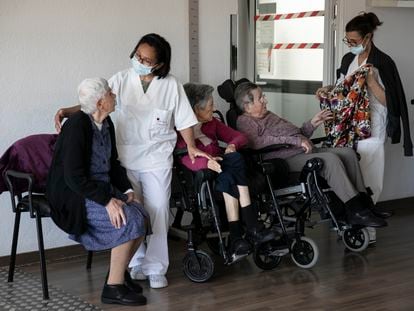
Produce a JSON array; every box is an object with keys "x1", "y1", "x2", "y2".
[
  {"x1": 350, "y1": 43, "x2": 365, "y2": 55},
  {"x1": 131, "y1": 57, "x2": 154, "y2": 76}
]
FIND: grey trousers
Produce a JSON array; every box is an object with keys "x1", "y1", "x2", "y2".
[{"x1": 285, "y1": 147, "x2": 366, "y2": 203}]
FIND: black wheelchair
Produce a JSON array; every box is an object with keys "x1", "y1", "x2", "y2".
[
  {"x1": 216, "y1": 79, "x2": 370, "y2": 261},
  {"x1": 169, "y1": 116, "x2": 322, "y2": 283}
]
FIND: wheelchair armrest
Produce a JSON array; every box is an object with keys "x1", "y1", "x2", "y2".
[
  {"x1": 174, "y1": 148, "x2": 188, "y2": 157},
  {"x1": 310, "y1": 137, "x2": 327, "y2": 145},
  {"x1": 243, "y1": 144, "x2": 290, "y2": 155}
]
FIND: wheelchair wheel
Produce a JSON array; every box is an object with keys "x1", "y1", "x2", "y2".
[
  {"x1": 183, "y1": 250, "x2": 214, "y2": 283},
  {"x1": 291, "y1": 236, "x2": 319, "y2": 269},
  {"x1": 253, "y1": 240, "x2": 283, "y2": 270},
  {"x1": 342, "y1": 227, "x2": 369, "y2": 252}
]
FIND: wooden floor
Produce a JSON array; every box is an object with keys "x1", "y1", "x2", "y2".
[{"x1": 21, "y1": 202, "x2": 414, "y2": 311}]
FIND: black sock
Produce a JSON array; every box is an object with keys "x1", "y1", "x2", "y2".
[
  {"x1": 240, "y1": 204, "x2": 259, "y2": 231},
  {"x1": 228, "y1": 221, "x2": 243, "y2": 242}
]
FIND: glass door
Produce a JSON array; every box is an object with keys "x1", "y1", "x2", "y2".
[{"x1": 254, "y1": 0, "x2": 335, "y2": 135}]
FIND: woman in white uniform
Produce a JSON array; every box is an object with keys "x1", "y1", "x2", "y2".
[
  {"x1": 317, "y1": 12, "x2": 413, "y2": 242},
  {"x1": 55, "y1": 33, "x2": 210, "y2": 289}
]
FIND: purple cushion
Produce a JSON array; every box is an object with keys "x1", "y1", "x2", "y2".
[{"x1": 0, "y1": 134, "x2": 58, "y2": 194}]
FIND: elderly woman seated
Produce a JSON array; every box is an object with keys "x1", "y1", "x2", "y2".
[
  {"x1": 234, "y1": 81, "x2": 387, "y2": 228},
  {"x1": 47, "y1": 78, "x2": 149, "y2": 306},
  {"x1": 176, "y1": 83, "x2": 274, "y2": 259}
]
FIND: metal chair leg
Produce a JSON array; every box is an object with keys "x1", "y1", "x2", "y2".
[
  {"x1": 86, "y1": 251, "x2": 93, "y2": 270},
  {"x1": 8, "y1": 210, "x2": 21, "y2": 283},
  {"x1": 35, "y1": 214, "x2": 49, "y2": 300}
]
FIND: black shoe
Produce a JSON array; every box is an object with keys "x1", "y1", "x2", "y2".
[
  {"x1": 245, "y1": 226, "x2": 275, "y2": 244},
  {"x1": 105, "y1": 270, "x2": 143, "y2": 294},
  {"x1": 359, "y1": 192, "x2": 393, "y2": 219},
  {"x1": 101, "y1": 284, "x2": 147, "y2": 306},
  {"x1": 230, "y1": 238, "x2": 251, "y2": 256},
  {"x1": 124, "y1": 270, "x2": 143, "y2": 293},
  {"x1": 347, "y1": 210, "x2": 387, "y2": 228},
  {"x1": 370, "y1": 208, "x2": 393, "y2": 219}
]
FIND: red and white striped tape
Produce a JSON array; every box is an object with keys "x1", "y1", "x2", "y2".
[
  {"x1": 257, "y1": 43, "x2": 323, "y2": 49},
  {"x1": 255, "y1": 10, "x2": 324, "y2": 22},
  {"x1": 270, "y1": 43, "x2": 323, "y2": 49}
]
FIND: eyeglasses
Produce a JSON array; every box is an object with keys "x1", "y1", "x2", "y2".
[
  {"x1": 342, "y1": 35, "x2": 367, "y2": 47},
  {"x1": 134, "y1": 53, "x2": 157, "y2": 67}
]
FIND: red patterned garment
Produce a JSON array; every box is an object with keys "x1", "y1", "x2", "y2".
[{"x1": 319, "y1": 64, "x2": 371, "y2": 149}]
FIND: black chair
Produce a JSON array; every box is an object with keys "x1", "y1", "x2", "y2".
[{"x1": 1, "y1": 134, "x2": 93, "y2": 300}]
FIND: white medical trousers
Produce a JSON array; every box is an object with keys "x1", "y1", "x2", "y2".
[{"x1": 127, "y1": 168, "x2": 172, "y2": 276}]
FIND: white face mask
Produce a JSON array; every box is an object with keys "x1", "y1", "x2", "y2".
[
  {"x1": 350, "y1": 44, "x2": 365, "y2": 55},
  {"x1": 131, "y1": 57, "x2": 154, "y2": 76}
]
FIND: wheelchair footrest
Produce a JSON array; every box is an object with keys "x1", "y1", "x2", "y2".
[{"x1": 274, "y1": 184, "x2": 305, "y2": 197}]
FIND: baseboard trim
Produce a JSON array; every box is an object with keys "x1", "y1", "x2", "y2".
[{"x1": 0, "y1": 244, "x2": 102, "y2": 268}]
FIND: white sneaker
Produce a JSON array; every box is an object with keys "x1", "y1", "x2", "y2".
[
  {"x1": 130, "y1": 266, "x2": 147, "y2": 280},
  {"x1": 367, "y1": 227, "x2": 376, "y2": 244},
  {"x1": 149, "y1": 274, "x2": 168, "y2": 289}
]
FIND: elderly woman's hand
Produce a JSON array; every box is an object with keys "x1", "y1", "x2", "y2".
[
  {"x1": 301, "y1": 138, "x2": 313, "y2": 154},
  {"x1": 224, "y1": 144, "x2": 236, "y2": 154},
  {"x1": 54, "y1": 109, "x2": 65, "y2": 133},
  {"x1": 311, "y1": 109, "x2": 333, "y2": 128},
  {"x1": 207, "y1": 158, "x2": 223, "y2": 173},
  {"x1": 105, "y1": 198, "x2": 127, "y2": 229}
]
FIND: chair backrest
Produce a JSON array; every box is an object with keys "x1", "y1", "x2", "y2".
[
  {"x1": 217, "y1": 78, "x2": 251, "y2": 130},
  {"x1": 0, "y1": 134, "x2": 58, "y2": 195}
]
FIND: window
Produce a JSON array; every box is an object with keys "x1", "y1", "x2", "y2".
[{"x1": 255, "y1": 0, "x2": 325, "y2": 94}]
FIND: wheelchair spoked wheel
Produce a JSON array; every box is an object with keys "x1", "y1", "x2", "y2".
[
  {"x1": 253, "y1": 240, "x2": 283, "y2": 270},
  {"x1": 290, "y1": 236, "x2": 319, "y2": 269},
  {"x1": 342, "y1": 227, "x2": 369, "y2": 252},
  {"x1": 183, "y1": 250, "x2": 215, "y2": 283}
]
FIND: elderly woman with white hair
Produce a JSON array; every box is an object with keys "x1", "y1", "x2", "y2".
[{"x1": 47, "y1": 78, "x2": 149, "y2": 306}]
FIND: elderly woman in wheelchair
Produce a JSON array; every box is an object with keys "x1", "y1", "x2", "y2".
[
  {"x1": 234, "y1": 81, "x2": 387, "y2": 231},
  {"x1": 176, "y1": 83, "x2": 274, "y2": 261}
]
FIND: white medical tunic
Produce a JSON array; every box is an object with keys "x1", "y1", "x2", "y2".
[{"x1": 109, "y1": 69, "x2": 197, "y2": 172}]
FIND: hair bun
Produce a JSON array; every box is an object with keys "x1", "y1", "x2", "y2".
[{"x1": 363, "y1": 12, "x2": 383, "y2": 28}]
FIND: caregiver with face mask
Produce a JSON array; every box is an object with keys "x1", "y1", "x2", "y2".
[
  {"x1": 54, "y1": 33, "x2": 211, "y2": 289},
  {"x1": 316, "y1": 12, "x2": 412, "y2": 243}
]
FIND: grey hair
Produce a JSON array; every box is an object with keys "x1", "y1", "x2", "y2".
[
  {"x1": 78, "y1": 78, "x2": 110, "y2": 114},
  {"x1": 234, "y1": 82, "x2": 259, "y2": 112},
  {"x1": 183, "y1": 83, "x2": 214, "y2": 110}
]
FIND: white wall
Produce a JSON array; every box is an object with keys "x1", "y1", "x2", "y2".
[
  {"x1": 0, "y1": 0, "x2": 189, "y2": 257},
  {"x1": 199, "y1": 0, "x2": 238, "y2": 112}
]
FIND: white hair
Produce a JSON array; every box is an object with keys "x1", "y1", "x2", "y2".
[{"x1": 78, "y1": 78, "x2": 110, "y2": 114}]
